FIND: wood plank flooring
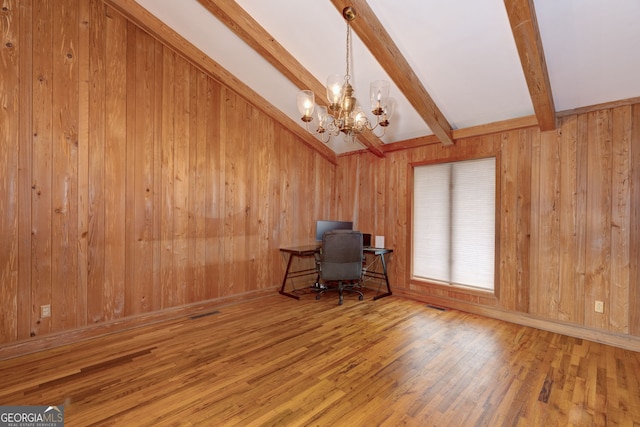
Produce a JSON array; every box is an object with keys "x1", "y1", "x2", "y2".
[{"x1": 1, "y1": 293, "x2": 639, "y2": 426}]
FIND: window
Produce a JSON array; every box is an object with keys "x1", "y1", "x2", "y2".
[{"x1": 412, "y1": 157, "x2": 496, "y2": 291}]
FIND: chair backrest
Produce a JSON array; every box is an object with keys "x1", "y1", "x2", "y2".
[{"x1": 319, "y1": 230, "x2": 363, "y2": 281}]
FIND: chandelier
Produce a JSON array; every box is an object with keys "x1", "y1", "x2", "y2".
[{"x1": 296, "y1": 6, "x2": 394, "y2": 144}]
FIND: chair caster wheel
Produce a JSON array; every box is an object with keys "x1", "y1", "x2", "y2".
[
  {"x1": 316, "y1": 294, "x2": 321, "y2": 300},
  {"x1": 338, "y1": 300, "x2": 343, "y2": 305},
  {"x1": 359, "y1": 295, "x2": 364, "y2": 301}
]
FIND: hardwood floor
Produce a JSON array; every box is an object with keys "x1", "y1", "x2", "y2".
[{"x1": 1, "y1": 292, "x2": 639, "y2": 426}]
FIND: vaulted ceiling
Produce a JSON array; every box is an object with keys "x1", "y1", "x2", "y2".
[{"x1": 119, "y1": 0, "x2": 640, "y2": 158}]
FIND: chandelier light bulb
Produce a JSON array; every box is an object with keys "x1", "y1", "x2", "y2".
[
  {"x1": 326, "y1": 74, "x2": 345, "y2": 109},
  {"x1": 370, "y1": 80, "x2": 390, "y2": 115},
  {"x1": 354, "y1": 107, "x2": 367, "y2": 129},
  {"x1": 297, "y1": 90, "x2": 315, "y2": 122},
  {"x1": 380, "y1": 98, "x2": 395, "y2": 127},
  {"x1": 316, "y1": 106, "x2": 329, "y2": 133}
]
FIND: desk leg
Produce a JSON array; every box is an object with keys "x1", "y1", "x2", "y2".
[
  {"x1": 373, "y1": 253, "x2": 392, "y2": 300},
  {"x1": 279, "y1": 253, "x2": 301, "y2": 300}
]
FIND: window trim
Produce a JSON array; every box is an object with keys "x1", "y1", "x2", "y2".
[{"x1": 408, "y1": 153, "x2": 501, "y2": 300}]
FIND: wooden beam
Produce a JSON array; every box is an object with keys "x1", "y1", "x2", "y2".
[
  {"x1": 103, "y1": 0, "x2": 338, "y2": 165},
  {"x1": 452, "y1": 115, "x2": 538, "y2": 140},
  {"x1": 380, "y1": 135, "x2": 440, "y2": 154},
  {"x1": 196, "y1": 0, "x2": 386, "y2": 158},
  {"x1": 381, "y1": 115, "x2": 538, "y2": 153},
  {"x1": 557, "y1": 96, "x2": 640, "y2": 118},
  {"x1": 505, "y1": 0, "x2": 556, "y2": 131},
  {"x1": 330, "y1": 0, "x2": 454, "y2": 146}
]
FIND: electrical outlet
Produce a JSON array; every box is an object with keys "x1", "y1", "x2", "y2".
[
  {"x1": 594, "y1": 300, "x2": 604, "y2": 314},
  {"x1": 40, "y1": 304, "x2": 51, "y2": 318}
]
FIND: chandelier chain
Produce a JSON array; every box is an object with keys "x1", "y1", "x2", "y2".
[{"x1": 345, "y1": 23, "x2": 351, "y2": 82}]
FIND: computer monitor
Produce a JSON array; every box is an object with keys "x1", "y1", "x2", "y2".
[{"x1": 315, "y1": 220, "x2": 353, "y2": 242}]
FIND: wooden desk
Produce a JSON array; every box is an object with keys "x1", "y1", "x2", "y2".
[
  {"x1": 362, "y1": 247, "x2": 393, "y2": 300},
  {"x1": 278, "y1": 245, "x2": 393, "y2": 300},
  {"x1": 278, "y1": 245, "x2": 319, "y2": 300}
]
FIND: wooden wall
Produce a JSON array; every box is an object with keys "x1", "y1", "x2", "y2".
[
  {"x1": 337, "y1": 105, "x2": 640, "y2": 341},
  {"x1": 0, "y1": 0, "x2": 335, "y2": 346},
  {"x1": 2, "y1": 0, "x2": 639, "y2": 352}
]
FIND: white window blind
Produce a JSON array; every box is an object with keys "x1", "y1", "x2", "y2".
[{"x1": 413, "y1": 157, "x2": 496, "y2": 290}]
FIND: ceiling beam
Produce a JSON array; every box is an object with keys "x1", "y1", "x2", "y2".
[
  {"x1": 505, "y1": 0, "x2": 557, "y2": 131},
  {"x1": 452, "y1": 115, "x2": 538, "y2": 140},
  {"x1": 197, "y1": 0, "x2": 386, "y2": 158},
  {"x1": 103, "y1": 0, "x2": 337, "y2": 164},
  {"x1": 330, "y1": 0, "x2": 454, "y2": 146},
  {"x1": 381, "y1": 115, "x2": 538, "y2": 153}
]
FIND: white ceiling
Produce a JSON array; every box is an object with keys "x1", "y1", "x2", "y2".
[{"x1": 134, "y1": 0, "x2": 640, "y2": 154}]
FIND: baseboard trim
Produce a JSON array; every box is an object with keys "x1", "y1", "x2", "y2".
[
  {"x1": 394, "y1": 289, "x2": 640, "y2": 352},
  {"x1": 0, "y1": 288, "x2": 277, "y2": 361}
]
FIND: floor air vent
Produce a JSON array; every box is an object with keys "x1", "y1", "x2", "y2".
[
  {"x1": 426, "y1": 304, "x2": 447, "y2": 311},
  {"x1": 190, "y1": 310, "x2": 220, "y2": 320}
]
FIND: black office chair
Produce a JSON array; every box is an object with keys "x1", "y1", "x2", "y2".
[{"x1": 315, "y1": 230, "x2": 364, "y2": 305}]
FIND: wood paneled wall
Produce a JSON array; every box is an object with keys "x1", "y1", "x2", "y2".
[
  {"x1": 2, "y1": 0, "x2": 638, "y2": 351},
  {"x1": 337, "y1": 105, "x2": 640, "y2": 340},
  {"x1": 0, "y1": 0, "x2": 335, "y2": 345}
]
